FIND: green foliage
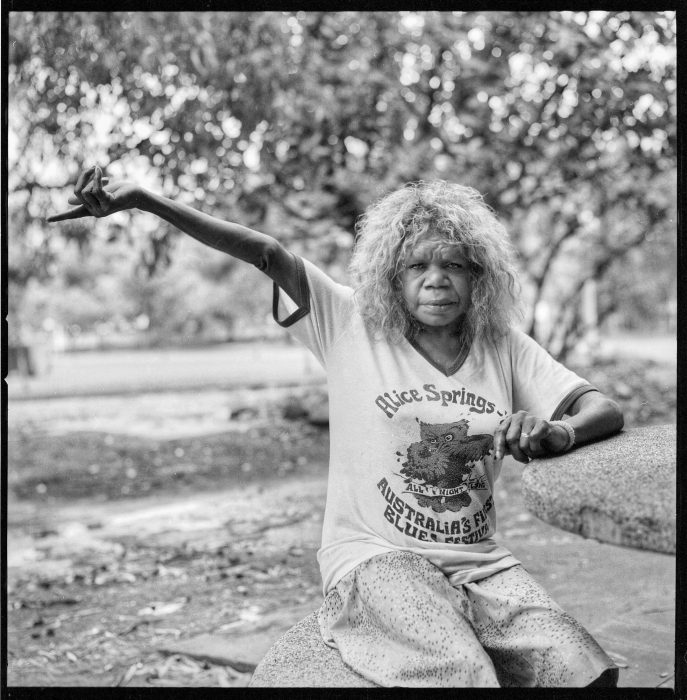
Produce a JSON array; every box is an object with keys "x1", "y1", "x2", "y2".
[{"x1": 8, "y1": 11, "x2": 676, "y2": 353}]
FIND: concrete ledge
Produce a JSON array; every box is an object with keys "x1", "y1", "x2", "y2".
[
  {"x1": 248, "y1": 611, "x2": 377, "y2": 687},
  {"x1": 522, "y1": 424, "x2": 675, "y2": 554}
]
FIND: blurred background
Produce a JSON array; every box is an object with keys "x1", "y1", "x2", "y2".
[
  {"x1": 7, "y1": 11, "x2": 676, "y2": 688},
  {"x1": 8, "y1": 11, "x2": 676, "y2": 363}
]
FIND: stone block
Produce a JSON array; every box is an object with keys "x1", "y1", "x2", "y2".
[
  {"x1": 249, "y1": 611, "x2": 376, "y2": 687},
  {"x1": 521, "y1": 424, "x2": 675, "y2": 553}
]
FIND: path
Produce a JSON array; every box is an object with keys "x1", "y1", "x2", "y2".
[
  {"x1": 8, "y1": 341, "x2": 325, "y2": 400},
  {"x1": 8, "y1": 332, "x2": 675, "y2": 401}
]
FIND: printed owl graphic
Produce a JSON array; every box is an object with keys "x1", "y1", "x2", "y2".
[{"x1": 400, "y1": 419, "x2": 493, "y2": 513}]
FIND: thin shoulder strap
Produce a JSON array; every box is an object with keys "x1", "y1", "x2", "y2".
[{"x1": 272, "y1": 253, "x2": 311, "y2": 328}]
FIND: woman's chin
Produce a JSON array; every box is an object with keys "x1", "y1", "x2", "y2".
[{"x1": 414, "y1": 315, "x2": 466, "y2": 333}]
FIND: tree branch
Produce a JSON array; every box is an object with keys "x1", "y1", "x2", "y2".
[
  {"x1": 539, "y1": 222, "x2": 655, "y2": 353},
  {"x1": 526, "y1": 214, "x2": 580, "y2": 338}
]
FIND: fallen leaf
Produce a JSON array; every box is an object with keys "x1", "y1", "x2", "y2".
[
  {"x1": 177, "y1": 655, "x2": 203, "y2": 673},
  {"x1": 238, "y1": 605, "x2": 263, "y2": 622},
  {"x1": 137, "y1": 601, "x2": 186, "y2": 617},
  {"x1": 155, "y1": 654, "x2": 178, "y2": 679},
  {"x1": 117, "y1": 662, "x2": 142, "y2": 686},
  {"x1": 215, "y1": 667, "x2": 233, "y2": 687}
]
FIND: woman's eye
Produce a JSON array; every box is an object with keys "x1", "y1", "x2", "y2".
[{"x1": 446, "y1": 262, "x2": 464, "y2": 270}]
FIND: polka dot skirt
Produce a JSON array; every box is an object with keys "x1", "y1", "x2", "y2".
[{"x1": 318, "y1": 551, "x2": 618, "y2": 687}]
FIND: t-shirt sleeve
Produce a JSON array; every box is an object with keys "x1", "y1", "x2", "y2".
[
  {"x1": 272, "y1": 255, "x2": 355, "y2": 367},
  {"x1": 508, "y1": 329, "x2": 597, "y2": 420}
]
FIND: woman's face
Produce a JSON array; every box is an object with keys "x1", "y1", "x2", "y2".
[{"x1": 399, "y1": 237, "x2": 472, "y2": 330}]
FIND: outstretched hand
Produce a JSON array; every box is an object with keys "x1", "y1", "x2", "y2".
[{"x1": 48, "y1": 166, "x2": 140, "y2": 222}]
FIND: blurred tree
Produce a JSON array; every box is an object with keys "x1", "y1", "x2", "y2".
[{"x1": 8, "y1": 11, "x2": 676, "y2": 355}]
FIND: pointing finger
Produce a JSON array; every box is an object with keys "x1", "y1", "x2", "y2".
[{"x1": 47, "y1": 205, "x2": 90, "y2": 222}]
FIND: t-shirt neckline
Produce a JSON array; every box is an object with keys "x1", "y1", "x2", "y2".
[{"x1": 404, "y1": 332, "x2": 472, "y2": 377}]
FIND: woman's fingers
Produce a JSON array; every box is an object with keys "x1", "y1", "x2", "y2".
[
  {"x1": 506, "y1": 412, "x2": 531, "y2": 463},
  {"x1": 93, "y1": 165, "x2": 108, "y2": 202},
  {"x1": 80, "y1": 181, "x2": 99, "y2": 210},
  {"x1": 93, "y1": 165, "x2": 103, "y2": 192},
  {"x1": 517, "y1": 415, "x2": 538, "y2": 452},
  {"x1": 82, "y1": 166, "x2": 112, "y2": 215},
  {"x1": 494, "y1": 412, "x2": 562, "y2": 462},
  {"x1": 493, "y1": 416, "x2": 510, "y2": 460},
  {"x1": 48, "y1": 166, "x2": 112, "y2": 222},
  {"x1": 495, "y1": 411, "x2": 547, "y2": 463},
  {"x1": 526, "y1": 419, "x2": 552, "y2": 455},
  {"x1": 74, "y1": 166, "x2": 97, "y2": 198},
  {"x1": 73, "y1": 166, "x2": 96, "y2": 211},
  {"x1": 67, "y1": 187, "x2": 109, "y2": 206},
  {"x1": 73, "y1": 165, "x2": 108, "y2": 215}
]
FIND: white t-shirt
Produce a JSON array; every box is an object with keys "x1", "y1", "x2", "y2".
[{"x1": 275, "y1": 257, "x2": 595, "y2": 594}]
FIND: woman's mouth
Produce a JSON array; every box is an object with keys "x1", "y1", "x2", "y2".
[{"x1": 420, "y1": 301, "x2": 458, "y2": 315}]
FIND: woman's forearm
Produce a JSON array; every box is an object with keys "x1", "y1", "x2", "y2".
[
  {"x1": 139, "y1": 189, "x2": 272, "y2": 262},
  {"x1": 137, "y1": 188, "x2": 300, "y2": 300},
  {"x1": 565, "y1": 392, "x2": 624, "y2": 446},
  {"x1": 49, "y1": 169, "x2": 302, "y2": 302}
]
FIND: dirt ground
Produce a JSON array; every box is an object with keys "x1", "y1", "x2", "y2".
[
  {"x1": 6, "y1": 356, "x2": 676, "y2": 687},
  {"x1": 8, "y1": 476, "x2": 327, "y2": 687},
  {"x1": 7, "y1": 386, "x2": 333, "y2": 687}
]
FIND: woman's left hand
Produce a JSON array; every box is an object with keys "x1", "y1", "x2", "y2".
[{"x1": 494, "y1": 411, "x2": 569, "y2": 463}]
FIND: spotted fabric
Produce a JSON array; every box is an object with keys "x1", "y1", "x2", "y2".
[{"x1": 318, "y1": 551, "x2": 618, "y2": 687}]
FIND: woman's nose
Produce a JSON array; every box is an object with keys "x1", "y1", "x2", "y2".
[{"x1": 424, "y1": 266, "x2": 447, "y2": 286}]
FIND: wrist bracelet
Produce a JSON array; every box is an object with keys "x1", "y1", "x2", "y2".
[{"x1": 549, "y1": 420, "x2": 575, "y2": 452}]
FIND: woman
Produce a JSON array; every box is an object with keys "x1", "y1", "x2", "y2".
[{"x1": 50, "y1": 169, "x2": 623, "y2": 686}]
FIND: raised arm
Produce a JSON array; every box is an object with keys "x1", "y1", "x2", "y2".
[{"x1": 48, "y1": 166, "x2": 301, "y2": 302}]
